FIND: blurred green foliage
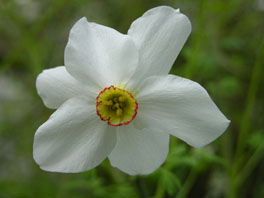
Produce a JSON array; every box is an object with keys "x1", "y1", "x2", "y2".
[{"x1": 0, "y1": 0, "x2": 264, "y2": 197}]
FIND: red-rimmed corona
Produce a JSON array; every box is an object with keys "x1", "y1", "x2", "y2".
[{"x1": 96, "y1": 86, "x2": 138, "y2": 126}]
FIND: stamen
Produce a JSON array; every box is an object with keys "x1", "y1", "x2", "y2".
[
  {"x1": 104, "y1": 100, "x2": 113, "y2": 106},
  {"x1": 116, "y1": 108, "x2": 123, "y2": 116},
  {"x1": 96, "y1": 85, "x2": 138, "y2": 126},
  {"x1": 119, "y1": 96, "x2": 125, "y2": 102}
]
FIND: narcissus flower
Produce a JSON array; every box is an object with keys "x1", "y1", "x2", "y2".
[{"x1": 33, "y1": 6, "x2": 230, "y2": 175}]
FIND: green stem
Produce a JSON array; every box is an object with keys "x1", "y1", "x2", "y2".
[
  {"x1": 228, "y1": 144, "x2": 264, "y2": 198},
  {"x1": 235, "y1": 144, "x2": 264, "y2": 188},
  {"x1": 154, "y1": 184, "x2": 164, "y2": 198},
  {"x1": 221, "y1": 130, "x2": 233, "y2": 169},
  {"x1": 235, "y1": 37, "x2": 264, "y2": 162},
  {"x1": 177, "y1": 169, "x2": 198, "y2": 198},
  {"x1": 230, "y1": 37, "x2": 264, "y2": 198}
]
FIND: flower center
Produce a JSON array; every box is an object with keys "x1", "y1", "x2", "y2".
[{"x1": 96, "y1": 85, "x2": 138, "y2": 126}]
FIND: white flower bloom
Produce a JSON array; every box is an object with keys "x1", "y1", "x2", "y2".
[{"x1": 33, "y1": 6, "x2": 230, "y2": 175}]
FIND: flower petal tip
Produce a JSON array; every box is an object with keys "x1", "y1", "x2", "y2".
[
  {"x1": 71, "y1": 17, "x2": 88, "y2": 31},
  {"x1": 143, "y1": 6, "x2": 180, "y2": 17},
  {"x1": 79, "y1": 16, "x2": 88, "y2": 22}
]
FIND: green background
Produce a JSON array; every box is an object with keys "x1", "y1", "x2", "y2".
[{"x1": 0, "y1": 0, "x2": 264, "y2": 197}]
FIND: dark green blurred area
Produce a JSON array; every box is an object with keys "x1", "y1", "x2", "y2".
[{"x1": 0, "y1": 0, "x2": 264, "y2": 197}]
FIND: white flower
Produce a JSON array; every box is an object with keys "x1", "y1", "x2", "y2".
[{"x1": 33, "y1": 6, "x2": 230, "y2": 175}]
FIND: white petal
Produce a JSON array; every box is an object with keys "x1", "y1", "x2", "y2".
[
  {"x1": 109, "y1": 124, "x2": 169, "y2": 175},
  {"x1": 36, "y1": 66, "x2": 96, "y2": 109},
  {"x1": 136, "y1": 75, "x2": 230, "y2": 148},
  {"x1": 65, "y1": 17, "x2": 139, "y2": 89},
  {"x1": 33, "y1": 97, "x2": 116, "y2": 173},
  {"x1": 128, "y1": 6, "x2": 191, "y2": 87}
]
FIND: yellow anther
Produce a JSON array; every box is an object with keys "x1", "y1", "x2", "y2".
[
  {"x1": 116, "y1": 108, "x2": 123, "y2": 116},
  {"x1": 114, "y1": 103, "x2": 119, "y2": 109},
  {"x1": 119, "y1": 96, "x2": 125, "y2": 102},
  {"x1": 104, "y1": 100, "x2": 113, "y2": 106}
]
